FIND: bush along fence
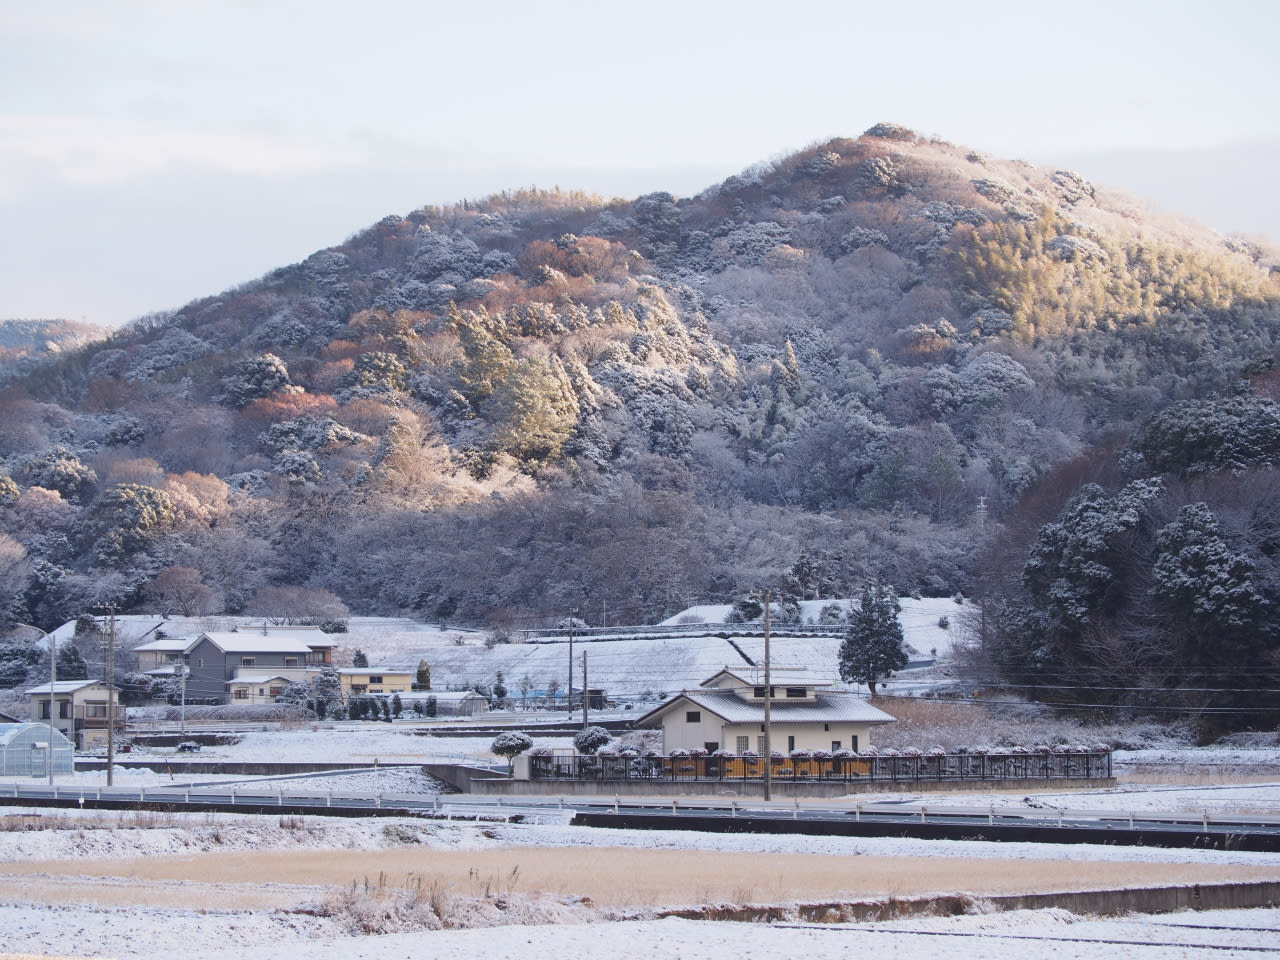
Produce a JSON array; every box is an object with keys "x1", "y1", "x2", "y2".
[{"x1": 527, "y1": 746, "x2": 1113, "y2": 785}]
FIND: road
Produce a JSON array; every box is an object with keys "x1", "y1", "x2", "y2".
[{"x1": 3, "y1": 777, "x2": 1279, "y2": 851}]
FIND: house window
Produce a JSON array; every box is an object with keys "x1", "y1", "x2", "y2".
[
  {"x1": 685, "y1": 710, "x2": 701, "y2": 723},
  {"x1": 58, "y1": 701, "x2": 70, "y2": 719},
  {"x1": 823, "y1": 723, "x2": 829, "y2": 731},
  {"x1": 832, "y1": 740, "x2": 842, "y2": 752},
  {"x1": 284, "y1": 658, "x2": 298, "y2": 667},
  {"x1": 754, "y1": 687, "x2": 766, "y2": 698},
  {"x1": 785, "y1": 687, "x2": 806, "y2": 699},
  {"x1": 39, "y1": 701, "x2": 50, "y2": 719},
  {"x1": 736, "y1": 735, "x2": 749, "y2": 754},
  {"x1": 787, "y1": 735, "x2": 795, "y2": 752},
  {"x1": 757, "y1": 736, "x2": 766, "y2": 755},
  {"x1": 369, "y1": 676, "x2": 383, "y2": 684},
  {"x1": 269, "y1": 686, "x2": 284, "y2": 697},
  {"x1": 241, "y1": 657, "x2": 255, "y2": 667},
  {"x1": 851, "y1": 735, "x2": 859, "y2": 752},
  {"x1": 233, "y1": 689, "x2": 248, "y2": 700},
  {"x1": 85, "y1": 702, "x2": 107, "y2": 719},
  {"x1": 258, "y1": 688, "x2": 265, "y2": 696},
  {"x1": 704, "y1": 741, "x2": 719, "y2": 752}
]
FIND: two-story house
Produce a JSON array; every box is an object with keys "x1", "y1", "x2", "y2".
[
  {"x1": 337, "y1": 668, "x2": 413, "y2": 697},
  {"x1": 636, "y1": 667, "x2": 895, "y2": 755},
  {"x1": 25, "y1": 679, "x2": 120, "y2": 750},
  {"x1": 132, "y1": 628, "x2": 337, "y2": 704}
]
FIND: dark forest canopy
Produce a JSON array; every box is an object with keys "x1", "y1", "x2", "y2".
[{"x1": 1, "y1": 124, "x2": 1278, "y2": 649}]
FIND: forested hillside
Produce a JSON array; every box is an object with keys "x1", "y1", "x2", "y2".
[{"x1": 2, "y1": 123, "x2": 1278, "y2": 653}]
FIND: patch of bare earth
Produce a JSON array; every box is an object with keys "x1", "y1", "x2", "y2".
[{"x1": 0, "y1": 846, "x2": 1275, "y2": 913}]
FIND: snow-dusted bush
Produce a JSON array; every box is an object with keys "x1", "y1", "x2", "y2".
[
  {"x1": 490, "y1": 731, "x2": 533, "y2": 761},
  {"x1": 572, "y1": 725, "x2": 612, "y2": 755},
  {"x1": 810, "y1": 749, "x2": 833, "y2": 760},
  {"x1": 788, "y1": 749, "x2": 812, "y2": 760},
  {"x1": 831, "y1": 749, "x2": 855, "y2": 760}
]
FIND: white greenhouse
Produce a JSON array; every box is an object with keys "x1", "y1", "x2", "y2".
[{"x1": 0, "y1": 723, "x2": 75, "y2": 777}]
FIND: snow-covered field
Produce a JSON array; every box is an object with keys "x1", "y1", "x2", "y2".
[{"x1": 0, "y1": 728, "x2": 1278, "y2": 958}]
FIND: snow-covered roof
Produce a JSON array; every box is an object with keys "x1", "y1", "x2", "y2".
[
  {"x1": 131, "y1": 636, "x2": 197, "y2": 653},
  {"x1": 0, "y1": 722, "x2": 73, "y2": 746},
  {"x1": 25, "y1": 680, "x2": 112, "y2": 695},
  {"x1": 636, "y1": 690, "x2": 895, "y2": 728},
  {"x1": 418, "y1": 691, "x2": 486, "y2": 701},
  {"x1": 197, "y1": 633, "x2": 321, "y2": 654},
  {"x1": 701, "y1": 667, "x2": 833, "y2": 689},
  {"x1": 337, "y1": 668, "x2": 413, "y2": 676},
  {"x1": 226, "y1": 673, "x2": 300, "y2": 685}
]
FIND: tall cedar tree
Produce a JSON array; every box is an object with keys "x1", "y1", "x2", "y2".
[{"x1": 839, "y1": 580, "x2": 907, "y2": 695}]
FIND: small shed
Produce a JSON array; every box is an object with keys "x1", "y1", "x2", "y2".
[{"x1": 0, "y1": 723, "x2": 74, "y2": 777}]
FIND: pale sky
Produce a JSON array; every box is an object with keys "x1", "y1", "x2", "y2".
[{"x1": 3, "y1": 0, "x2": 1278, "y2": 328}]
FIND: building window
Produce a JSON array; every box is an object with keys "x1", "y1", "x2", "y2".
[
  {"x1": 58, "y1": 701, "x2": 70, "y2": 719},
  {"x1": 787, "y1": 735, "x2": 795, "y2": 752},
  {"x1": 369, "y1": 676, "x2": 383, "y2": 684},
  {"x1": 823, "y1": 723, "x2": 830, "y2": 731},
  {"x1": 85, "y1": 702, "x2": 107, "y2": 719},
  {"x1": 851, "y1": 734, "x2": 859, "y2": 752},
  {"x1": 39, "y1": 701, "x2": 50, "y2": 719},
  {"x1": 241, "y1": 657, "x2": 255, "y2": 667},
  {"x1": 757, "y1": 735, "x2": 766, "y2": 755},
  {"x1": 785, "y1": 687, "x2": 806, "y2": 699},
  {"x1": 685, "y1": 710, "x2": 701, "y2": 723},
  {"x1": 754, "y1": 686, "x2": 766, "y2": 698},
  {"x1": 269, "y1": 687, "x2": 284, "y2": 697},
  {"x1": 832, "y1": 740, "x2": 842, "y2": 752},
  {"x1": 704, "y1": 741, "x2": 719, "y2": 752},
  {"x1": 284, "y1": 658, "x2": 298, "y2": 667},
  {"x1": 736, "y1": 735, "x2": 749, "y2": 754},
  {"x1": 233, "y1": 689, "x2": 248, "y2": 700}
]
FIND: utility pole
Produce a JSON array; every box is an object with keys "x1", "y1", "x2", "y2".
[
  {"x1": 178, "y1": 662, "x2": 187, "y2": 736},
  {"x1": 105, "y1": 607, "x2": 116, "y2": 787},
  {"x1": 581, "y1": 650, "x2": 588, "y2": 729},
  {"x1": 762, "y1": 590, "x2": 773, "y2": 803},
  {"x1": 566, "y1": 609, "x2": 576, "y2": 719}
]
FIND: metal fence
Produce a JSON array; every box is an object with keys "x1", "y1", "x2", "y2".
[{"x1": 529, "y1": 751, "x2": 1113, "y2": 784}]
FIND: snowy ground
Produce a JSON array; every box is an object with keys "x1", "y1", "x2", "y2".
[{"x1": 2, "y1": 732, "x2": 1279, "y2": 958}]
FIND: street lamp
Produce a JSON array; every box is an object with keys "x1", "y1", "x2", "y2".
[{"x1": 12, "y1": 622, "x2": 56, "y2": 785}]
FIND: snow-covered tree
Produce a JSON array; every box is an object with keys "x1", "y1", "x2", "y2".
[
  {"x1": 490, "y1": 731, "x2": 533, "y2": 774},
  {"x1": 573, "y1": 725, "x2": 612, "y2": 755},
  {"x1": 838, "y1": 580, "x2": 907, "y2": 695}
]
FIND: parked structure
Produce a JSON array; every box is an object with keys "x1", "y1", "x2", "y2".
[
  {"x1": 0, "y1": 723, "x2": 74, "y2": 776},
  {"x1": 635, "y1": 668, "x2": 895, "y2": 755},
  {"x1": 25, "y1": 680, "x2": 120, "y2": 750}
]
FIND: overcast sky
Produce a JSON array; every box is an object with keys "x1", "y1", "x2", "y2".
[{"x1": 3, "y1": 0, "x2": 1278, "y2": 328}]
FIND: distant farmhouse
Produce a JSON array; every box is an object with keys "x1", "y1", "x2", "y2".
[
  {"x1": 637, "y1": 668, "x2": 895, "y2": 755},
  {"x1": 133, "y1": 627, "x2": 337, "y2": 704}
]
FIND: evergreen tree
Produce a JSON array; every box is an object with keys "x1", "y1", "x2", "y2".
[
  {"x1": 838, "y1": 580, "x2": 907, "y2": 695},
  {"x1": 56, "y1": 642, "x2": 89, "y2": 681},
  {"x1": 352, "y1": 648, "x2": 369, "y2": 668},
  {"x1": 415, "y1": 659, "x2": 431, "y2": 690}
]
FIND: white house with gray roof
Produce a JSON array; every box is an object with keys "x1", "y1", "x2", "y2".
[{"x1": 636, "y1": 667, "x2": 895, "y2": 755}]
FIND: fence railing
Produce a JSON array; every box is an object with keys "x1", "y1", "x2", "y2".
[{"x1": 529, "y1": 751, "x2": 1113, "y2": 784}]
